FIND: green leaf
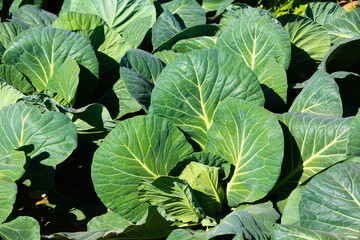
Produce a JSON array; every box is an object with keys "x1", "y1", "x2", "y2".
[
  {"x1": 215, "y1": 15, "x2": 290, "y2": 108},
  {"x1": 278, "y1": 14, "x2": 331, "y2": 82},
  {"x1": 153, "y1": 50, "x2": 182, "y2": 64},
  {"x1": 150, "y1": 49, "x2": 264, "y2": 150},
  {"x1": 219, "y1": 4, "x2": 275, "y2": 33},
  {"x1": 121, "y1": 16, "x2": 152, "y2": 48},
  {"x1": 271, "y1": 224, "x2": 350, "y2": 240},
  {"x1": 278, "y1": 186, "x2": 304, "y2": 225},
  {"x1": 46, "y1": 58, "x2": 79, "y2": 107},
  {"x1": 92, "y1": 116, "x2": 193, "y2": 222},
  {"x1": 236, "y1": 201, "x2": 280, "y2": 233},
  {"x1": 208, "y1": 210, "x2": 269, "y2": 240},
  {"x1": 347, "y1": 109, "x2": 360, "y2": 157},
  {"x1": 87, "y1": 211, "x2": 132, "y2": 231},
  {"x1": 324, "y1": 8, "x2": 360, "y2": 44},
  {"x1": 305, "y1": 1, "x2": 346, "y2": 25},
  {"x1": 179, "y1": 162, "x2": 225, "y2": 217},
  {"x1": 320, "y1": 36, "x2": 360, "y2": 75},
  {"x1": 172, "y1": 36, "x2": 217, "y2": 53},
  {"x1": 201, "y1": 0, "x2": 233, "y2": 12},
  {"x1": 98, "y1": 78, "x2": 142, "y2": 119},
  {"x1": 152, "y1": 10, "x2": 185, "y2": 49},
  {"x1": 3, "y1": 27, "x2": 99, "y2": 95},
  {"x1": 0, "y1": 216, "x2": 40, "y2": 240},
  {"x1": 0, "y1": 104, "x2": 77, "y2": 167},
  {"x1": 152, "y1": 24, "x2": 219, "y2": 53},
  {"x1": 273, "y1": 113, "x2": 351, "y2": 195},
  {"x1": 206, "y1": 99, "x2": 284, "y2": 206},
  {"x1": 289, "y1": 70, "x2": 342, "y2": 117},
  {"x1": 139, "y1": 176, "x2": 205, "y2": 223},
  {"x1": 0, "y1": 80, "x2": 25, "y2": 109},
  {"x1": 167, "y1": 229, "x2": 209, "y2": 240},
  {"x1": 161, "y1": 0, "x2": 206, "y2": 28},
  {"x1": 12, "y1": 5, "x2": 57, "y2": 28},
  {"x1": 67, "y1": 0, "x2": 156, "y2": 37},
  {"x1": 51, "y1": 12, "x2": 105, "y2": 31},
  {"x1": 0, "y1": 178, "x2": 17, "y2": 223},
  {"x1": 0, "y1": 22, "x2": 25, "y2": 57},
  {"x1": 120, "y1": 49, "x2": 165, "y2": 111},
  {"x1": 0, "y1": 65, "x2": 34, "y2": 94},
  {"x1": 300, "y1": 161, "x2": 360, "y2": 238}
]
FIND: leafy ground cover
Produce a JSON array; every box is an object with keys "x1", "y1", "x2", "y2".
[{"x1": 0, "y1": 0, "x2": 360, "y2": 239}]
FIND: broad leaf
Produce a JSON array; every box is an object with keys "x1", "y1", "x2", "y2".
[
  {"x1": 0, "y1": 22, "x2": 25, "y2": 57},
  {"x1": 161, "y1": 0, "x2": 206, "y2": 28},
  {"x1": 278, "y1": 14, "x2": 331, "y2": 82},
  {"x1": 273, "y1": 113, "x2": 351, "y2": 195},
  {"x1": 172, "y1": 36, "x2": 216, "y2": 53},
  {"x1": 46, "y1": 58, "x2": 79, "y2": 107},
  {"x1": 67, "y1": 0, "x2": 156, "y2": 37},
  {"x1": 206, "y1": 99, "x2": 284, "y2": 206},
  {"x1": 300, "y1": 161, "x2": 360, "y2": 238},
  {"x1": 305, "y1": 1, "x2": 346, "y2": 25},
  {"x1": 167, "y1": 229, "x2": 209, "y2": 240},
  {"x1": 347, "y1": 109, "x2": 360, "y2": 157},
  {"x1": 12, "y1": 5, "x2": 57, "y2": 28},
  {"x1": 139, "y1": 176, "x2": 205, "y2": 223},
  {"x1": 152, "y1": 10, "x2": 185, "y2": 50},
  {"x1": 201, "y1": 0, "x2": 233, "y2": 12},
  {"x1": 153, "y1": 50, "x2": 181, "y2": 64},
  {"x1": 120, "y1": 49, "x2": 165, "y2": 111},
  {"x1": 98, "y1": 78, "x2": 142, "y2": 119},
  {"x1": 289, "y1": 70, "x2": 342, "y2": 117},
  {"x1": 0, "y1": 216, "x2": 40, "y2": 239},
  {"x1": 0, "y1": 80, "x2": 24, "y2": 109},
  {"x1": 215, "y1": 15, "x2": 290, "y2": 107},
  {"x1": 271, "y1": 224, "x2": 350, "y2": 240},
  {"x1": 92, "y1": 116, "x2": 193, "y2": 222},
  {"x1": 0, "y1": 104, "x2": 77, "y2": 167},
  {"x1": 51, "y1": 12, "x2": 105, "y2": 31},
  {"x1": 179, "y1": 162, "x2": 225, "y2": 217},
  {"x1": 277, "y1": 186, "x2": 304, "y2": 225},
  {"x1": 3, "y1": 27, "x2": 99, "y2": 96},
  {"x1": 87, "y1": 211, "x2": 132, "y2": 231},
  {"x1": 152, "y1": 24, "x2": 219, "y2": 53},
  {"x1": 324, "y1": 8, "x2": 360, "y2": 44},
  {"x1": 150, "y1": 48, "x2": 264, "y2": 150},
  {"x1": 0, "y1": 178, "x2": 17, "y2": 223},
  {"x1": 0, "y1": 65, "x2": 34, "y2": 94}
]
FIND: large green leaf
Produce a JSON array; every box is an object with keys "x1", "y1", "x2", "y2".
[
  {"x1": 305, "y1": 1, "x2": 346, "y2": 25},
  {"x1": 46, "y1": 58, "x2": 79, "y2": 107},
  {"x1": 206, "y1": 99, "x2": 283, "y2": 206},
  {"x1": 347, "y1": 109, "x2": 360, "y2": 157},
  {"x1": 271, "y1": 224, "x2": 350, "y2": 240},
  {"x1": 149, "y1": 48, "x2": 264, "y2": 150},
  {"x1": 167, "y1": 229, "x2": 209, "y2": 240},
  {"x1": 161, "y1": 0, "x2": 206, "y2": 28},
  {"x1": 215, "y1": 15, "x2": 290, "y2": 108},
  {"x1": 0, "y1": 80, "x2": 24, "y2": 109},
  {"x1": 120, "y1": 49, "x2": 165, "y2": 111},
  {"x1": 0, "y1": 22, "x2": 25, "y2": 58},
  {"x1": 324, "y1": 8, "x2": 360, "y2": 44},
  {"x1": 0, "y1": 65, "x2": 34, "y2": 94},
  {"x1": 152, "y1": 10, "x2": 185, "y2": 50},
  {"x1": 0, "y1": 104, "x2": 77, "y2": 167},
  {"x1": 278, "y1": 14, "x2": 331, "y2": 82},
  {"x1": 0, "y1": 150, "x2": 26, "y2": 223},
  {"x1": 66, "y1": 0, "x2": 156, "y2": 38},
  {"x1": 171, "y1": 36, "x2": 217, "y2": 53},
  {"x1": 0, "y1": 216, "x2": 40, "y2": 240},
  {"x1": 138, "y1": 176, "x2": 205, "y2": 223},
  {"x1": 51, "y1": 12, "x2": 105, "y2": 31},
  {"x1": 179, "y1": 162, "x2": 225, "y2": 217},
  {"x1": 300, "y1": 161, "x2": 360, "y2": 238},
  {"x1": 3, "y1": 27, "x2": 99, "y2": 96},
  {"x1": 277, "y1": 186, "x2": 304, "y2": 225},
  {"x1": 201, "y1": 0, "x2": 233, "y2": 12},
  {"x1": 87, "y1": 211, "x2": 132, "y2": 231},
  {"x1": 219, "y1": 3, "x2": 275, "y2": 33},
  {"x1": 153, "y1": 50, "x2": 181, "y2": 64},
  {"x1": 91, "y1": 116, "x2": 193, "y2": 222},
  {"x1": 12, "y1": 5, "x2": 57, "y2": 28},
  {"x1": 289, "y1": 70, "x2": 342, "y2": 117},
  {"x1": 152, "y1": 24, "x2": 219, "y2": 53},
  {"x1": 273, "y1": 113, "x2": 351, "y2": 196},
  {"x1": 98, "y1": 78, "x2": 142, "y2": 119}
]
